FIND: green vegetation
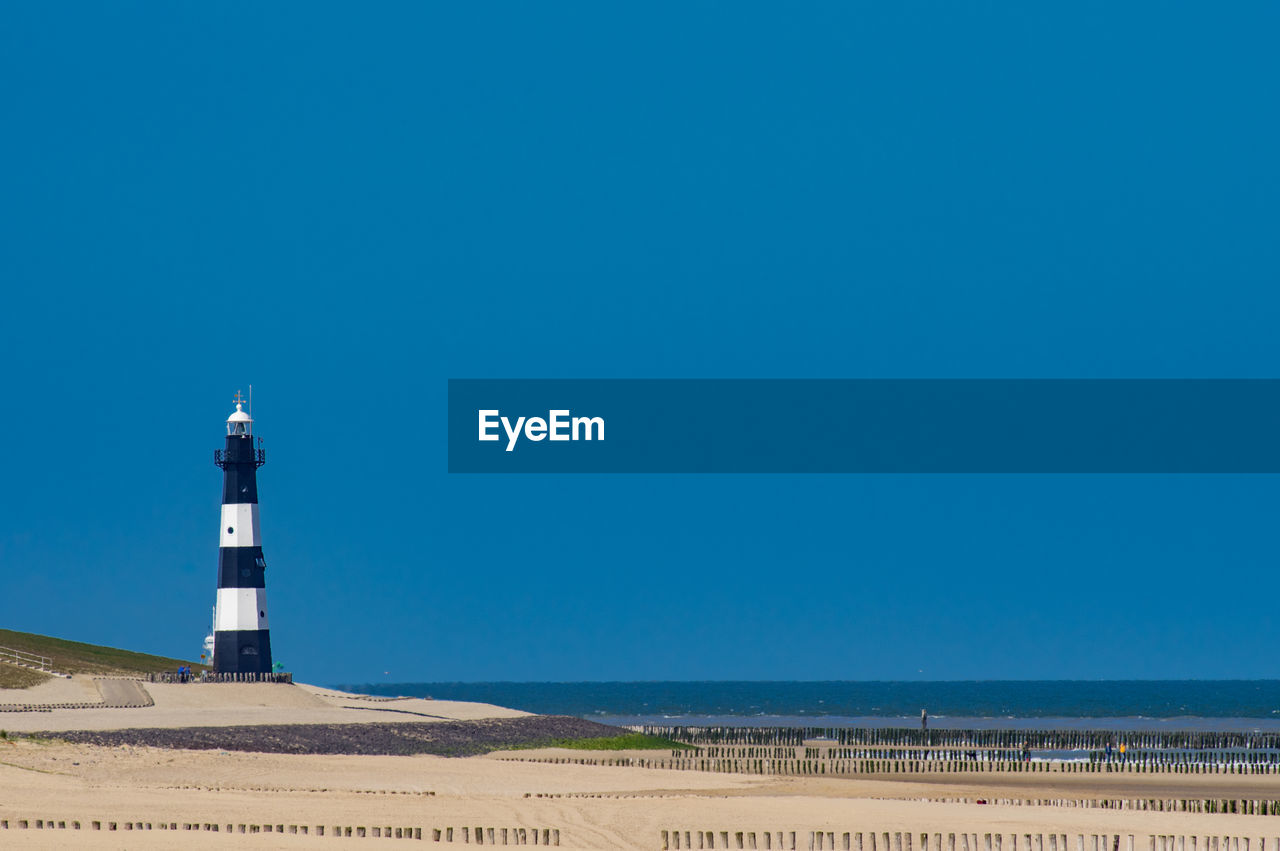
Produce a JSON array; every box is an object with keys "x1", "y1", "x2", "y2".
[
  {"x1": 0, "y1": 629, "x2": 205, "y2": 678},
  {"x1": 510, "y1": 733, "x2": 697, "y2": 751},
  {"x1": 0, "y1": 665, "x2": 52, "y2": 690}
]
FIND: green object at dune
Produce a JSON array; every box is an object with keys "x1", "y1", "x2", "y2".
[{"x1": 510, "y1": 733, "x2": 696, "y2": 752}]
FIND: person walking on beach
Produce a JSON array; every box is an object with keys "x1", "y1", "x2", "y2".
[
  {"x1": 921, "y1": 708, "x2": 927, "y2": 731},
  {"x1": 1119, "y1": 742, "x2": 1127, "y2": 762}
]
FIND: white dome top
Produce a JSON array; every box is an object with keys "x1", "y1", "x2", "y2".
[{"x1": 227, "y1": 402, "x2": 253, "y2": 424}]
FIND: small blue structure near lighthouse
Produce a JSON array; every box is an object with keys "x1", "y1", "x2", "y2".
[{"x1": 211, "y1": 391, "x2": 273, "y2": 674}]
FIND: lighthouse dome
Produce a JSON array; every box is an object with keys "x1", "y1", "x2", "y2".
[{"x1": 227, "y1": 397, "x2": 254, "y2": 436}]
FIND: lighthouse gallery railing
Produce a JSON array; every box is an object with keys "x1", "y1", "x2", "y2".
[{"x1": 213, "y1": 448, "x2": 266, "y2": 468}]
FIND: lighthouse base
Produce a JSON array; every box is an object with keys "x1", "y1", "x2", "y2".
[{"x1": 213, "y1": 629, "x2": 273, "y2": 674}]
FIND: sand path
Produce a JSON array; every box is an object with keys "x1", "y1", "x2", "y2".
[{"x1": 0, "y1": 674, "x2": 99, "y2": 706}]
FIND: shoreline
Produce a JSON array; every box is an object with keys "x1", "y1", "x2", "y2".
[{"x1": 603, "y1": 715, "x2": 1280, "y2": 732}]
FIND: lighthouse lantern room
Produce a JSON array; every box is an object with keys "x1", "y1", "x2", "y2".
[{"x1": 211, "y1": 391, "x2": 273, "y2": 674}]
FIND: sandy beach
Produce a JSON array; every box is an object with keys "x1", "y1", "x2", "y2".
[
  {"x1": 0, "y1": 678, "x2": 529, "y2": 732},
  {"x1": 3, "y1": 681, "x2": 1280, "y2": 849},
  {"x1": 4, "y1": 738, "x2": 1280, "y2": 849}
]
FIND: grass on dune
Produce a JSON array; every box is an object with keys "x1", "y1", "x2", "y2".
[
  {"x1": 509, "y1": 732, "x2": 697, "y2": 751},
  {"x1": 0, "y1": 665, "x2": 52, "y2": 690},
  {"x1": 0, "y1": 629, "x2": 206, "y2": 678}
]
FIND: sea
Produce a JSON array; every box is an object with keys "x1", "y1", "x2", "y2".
[{"x1": 331, "y1": 680, "x2": 1280, "y2": 732}]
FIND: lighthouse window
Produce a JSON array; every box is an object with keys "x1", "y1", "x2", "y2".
[{"x1": 227, "y1": 526, "x2": 234, "y2": 534}]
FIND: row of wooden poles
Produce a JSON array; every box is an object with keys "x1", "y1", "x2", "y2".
[
  {"x1": 700, "y1": 746, "x2": 1280, "y2": 767},
  {"x1": 661, "y1": 832, "x2": 1279, "y2": 851},
  {"x1": 144, "y1": 671, "x2": 293, "y2": 684},
  {"x1": 918, "y1": 799, "x2": 1280, "y2": 815},
  {"x1": 637, "y1": 726, "x2": 1280, "y2": 751},
  {"x1": 0, "y1": 819, "x2": 560, "y2": 843},
  {"x1": 507, "y1": 754, "x2": 1280, "y2": 777}
]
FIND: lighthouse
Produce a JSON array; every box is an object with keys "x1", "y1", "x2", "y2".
[{"x1": 212, "y1": 391, "x2": 273, "y2": 674}]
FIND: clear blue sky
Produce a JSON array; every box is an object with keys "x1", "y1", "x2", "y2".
[{"x1": 1, "y1": 4, "x2": 1277, "y2": 684}]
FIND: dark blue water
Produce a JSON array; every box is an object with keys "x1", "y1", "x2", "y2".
[{"x1": 332, "y1": 681, "x2": 1280, "y2": 731}]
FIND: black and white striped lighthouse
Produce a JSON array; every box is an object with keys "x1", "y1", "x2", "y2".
[{"x1": 211, "y1": 391, "x2": 273, "y2": 674}]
